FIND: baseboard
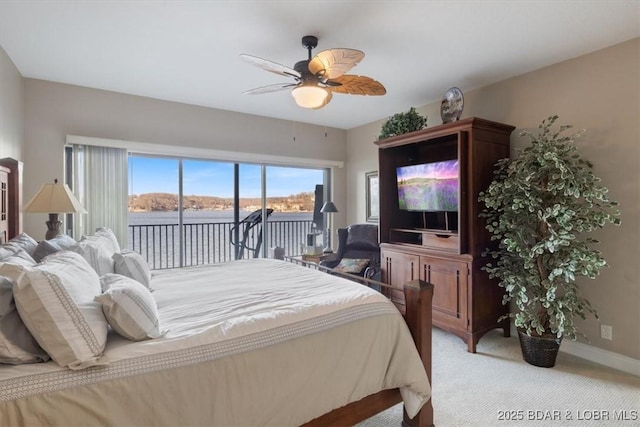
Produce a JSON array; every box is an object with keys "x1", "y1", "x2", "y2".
[
  {"x1": 509, "y1": 324, "x2": 640, "y2": 377},
  {"x1": 560, "y1": 339, "x2": 640, "y2": 377}
]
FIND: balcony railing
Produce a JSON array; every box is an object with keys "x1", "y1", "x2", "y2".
[{"x1": 129, "y1": 219, "x2": 317, "y2": 270}]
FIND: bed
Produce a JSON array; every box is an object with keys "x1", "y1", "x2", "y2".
[{"x1": 0, "y1": 157, "x2": 434, "y2": 427}]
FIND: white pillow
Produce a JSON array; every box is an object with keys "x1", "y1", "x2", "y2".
[
  {"x1": 0, "y1": 274, "x2": 49, "y2": 364},
  {"x1": 72, "y1": 238, "x2": 115, "y2": 276},
  {"x1": 72, "y1": 228, "x2": 121, "y2": 276},
  {"x1": 0, "y1": 247, "x2": 36, "y2": 266},
  {"x1": 1, "y1": 251, "x2": 108, "y2": 370},
  {"x1": 8, "y1": 233, "x2": 38, "y2": 256},
  {"x1": 96, "y1": 274, "x2": 163, "y2": 341},
  {"x1": 93, "y1": 227, "x2": 121, "y2": 254},
  {"x1": 0, "y1": 242, "x2": 23, "y2": 261},
  {"x1": 112, "y1": 249, "x2": 152, "y2": 289}
]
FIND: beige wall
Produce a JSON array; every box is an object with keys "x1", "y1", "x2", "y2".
[
  {"x1": 22, "y1": 80, "x2": 347, "y2": 241},
  {"x1": 346, "y1": 38, "x2": 640, "y2": 359},
  {"x1": 0, "y1": 46, "x2": 24, "y2": 160}
]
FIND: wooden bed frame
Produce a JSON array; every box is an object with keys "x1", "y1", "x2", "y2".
[{"x1": 0, "y1": 156, "x2": 434, "y2": 427}]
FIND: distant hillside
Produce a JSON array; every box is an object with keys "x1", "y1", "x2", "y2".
[{"x1": 128, "y1": 192, "x2": 316, "y2": 213}]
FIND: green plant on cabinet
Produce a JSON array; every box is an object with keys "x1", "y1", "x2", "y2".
[{"x1": 378, "y1": 107, "x2": 427, "y2": 140}]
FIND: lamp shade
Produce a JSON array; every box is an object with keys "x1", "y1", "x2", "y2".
[
  {"x1": 23, "y1": 179, "x2": 87, "y2": 214},
  {"x1": 291, "y1": 85, "x2": 329, "y2": 109},
  {"x1": 320, "y1": 201, "x2": 338, "y2": 213}
]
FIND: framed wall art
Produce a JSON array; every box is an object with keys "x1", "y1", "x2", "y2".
[{"x1": 365, "y1": 171, "x2": 379, "y2": 223}]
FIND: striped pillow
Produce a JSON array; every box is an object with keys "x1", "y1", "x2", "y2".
[
  {"x1": 0, "y1": 274, "x2": 49, "y2": 364},
  {"x1": 0, "y1": 251, "x2": 108, "y2": 370},
  {"x1": 72, "y1": 238, "x2": 115, "y2": 276},
  {"x1": 112, "y1": 249, "x2": 152, "y2": 289},
  {"x1": 96, "y1": 274, "x2": 163, "y2": 341},
  {"x1": 8, "y1": 233, "x2": 38, "y2": 256}
]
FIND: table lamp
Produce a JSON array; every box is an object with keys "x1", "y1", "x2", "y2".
[
  {"x1": 320, "y1": 201, "x2": 338, "y2": 253},
  {"x1": 23, "y1": 179, "x2": 87, "y2": 240}
]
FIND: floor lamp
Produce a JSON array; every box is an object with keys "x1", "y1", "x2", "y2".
[
  {"x1": 23, "y1": 179, "x2": 87, "y2": 240},
  {"x1": 320, "y1": 201, "x2": 338, "y2": 253}
]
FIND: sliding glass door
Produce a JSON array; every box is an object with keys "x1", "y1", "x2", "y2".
[
  {"x1": 127, "y1": 154, "x2": 327, "y2": 269},
  {"x1": 128, "y1": 156, "x2": 180, "y2": 269},
  {"x1": 265, "y1": 165, "x2": 324, "y2": 256},
  {"x1": 182, "y1": 159, "x2": 237, "y2": 265}
]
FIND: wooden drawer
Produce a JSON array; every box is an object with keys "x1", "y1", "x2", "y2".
[{"x1": 422, "y1": 232, "x2": 459, "y2": 252}]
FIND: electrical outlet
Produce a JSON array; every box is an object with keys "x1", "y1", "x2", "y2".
[{"x1": 601, "y1": 324, "x2": 613, "y2": 340}]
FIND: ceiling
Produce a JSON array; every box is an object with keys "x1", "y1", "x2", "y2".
[{"x1": 1, "y1": 1, "x2": 638, "y2": 130}]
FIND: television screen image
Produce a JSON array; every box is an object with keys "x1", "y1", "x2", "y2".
[{"x1": 397, "y1": 160, "x2": 459, "y2": 212}]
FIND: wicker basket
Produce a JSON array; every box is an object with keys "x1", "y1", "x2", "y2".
[{"x1": 517, "y1": 330, "x2": 562, "y2": 368}]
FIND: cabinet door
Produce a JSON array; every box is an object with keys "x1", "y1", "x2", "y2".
[
  {"x1": 381, "y1": 248, "x2": 419, "y2": 306},
  {"x1": 420, "y1": 257, "x2": 469, "y2": 330}
]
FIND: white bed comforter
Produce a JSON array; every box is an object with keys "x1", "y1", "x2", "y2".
[{"x1": 0, "y1": 258, "x2": 430, "y2": 426}]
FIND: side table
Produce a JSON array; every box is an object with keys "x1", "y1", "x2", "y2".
[{"x1": 284, "y1": 253, "x2": 337, "y2": 267}]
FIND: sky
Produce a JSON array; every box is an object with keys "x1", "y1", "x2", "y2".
[{"x1": 128, "y1": 156, "x2": 324, "y2": 198}]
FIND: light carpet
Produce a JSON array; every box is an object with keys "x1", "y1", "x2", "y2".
[{"x1": 357, "y1": 328, "x2": 639, "y2": 427}]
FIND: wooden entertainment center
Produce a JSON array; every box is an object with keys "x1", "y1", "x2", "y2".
[{"x1": 375, "y1": 117, "x2": 515, "y2": 352}]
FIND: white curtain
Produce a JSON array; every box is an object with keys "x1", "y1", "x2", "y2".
[{"x1": 71, "y1": 145, "x2": 128, "y2": 246}]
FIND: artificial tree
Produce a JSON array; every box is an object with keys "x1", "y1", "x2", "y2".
[{"x1": 479, "y1": 116, "x2": 620, "y2": 346}]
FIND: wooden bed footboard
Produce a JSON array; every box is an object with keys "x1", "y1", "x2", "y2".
[
  {"x1": 297, "y1": 261, "x2": 435, "y2": 427},
  {"x1": 402, "y1": 279, "x2": 434, "y2": 427}
]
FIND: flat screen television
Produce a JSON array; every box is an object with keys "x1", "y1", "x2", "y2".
[{"x1": 396, "y1": 159, "x2": 459, "y2": 212}]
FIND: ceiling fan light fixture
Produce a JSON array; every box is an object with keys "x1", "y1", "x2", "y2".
[
  {"x1": 291, "y1": 84, "x2": 329, "y2": 109},
  {"x1": 242, "y1": 35, "x2": 384, "y2": 109}
]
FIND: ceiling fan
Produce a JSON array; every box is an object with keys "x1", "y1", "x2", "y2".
[{"x1": 240, "y1": 35, "x2": 386, "y2": 109}]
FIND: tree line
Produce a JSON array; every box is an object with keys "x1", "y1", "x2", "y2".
[{"x1": 128, "y1": 192, "x2": 315, "y2": 212}]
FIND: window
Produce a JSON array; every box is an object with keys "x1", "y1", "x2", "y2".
[
  {"x1": 65, "y1": 138, "x2": 337, "y2": 270},
  {"x1": 128, "y1": 154, "x2": 327, "y2": 268}
]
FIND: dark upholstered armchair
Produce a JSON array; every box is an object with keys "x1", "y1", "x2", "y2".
[{"x1": 320, "y1": 224, "x2": 380, "y2": 280}]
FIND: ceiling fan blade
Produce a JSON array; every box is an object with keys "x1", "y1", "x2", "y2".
[
  {"x1": 309, "y1": 48, "x2": 364, "y2": 80},
  {"x1": 311, "y1": 90, "x2": 333, "y2": 109},
  {"x1": 327, "y1": 75, "x2": 386, "y2": 96},
  {"x1": 240, "y1": 54, "x2": 301, "y2": 79},
  {"x1": 242, "y1": 83, "x2": 298, "y2": 95}
]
